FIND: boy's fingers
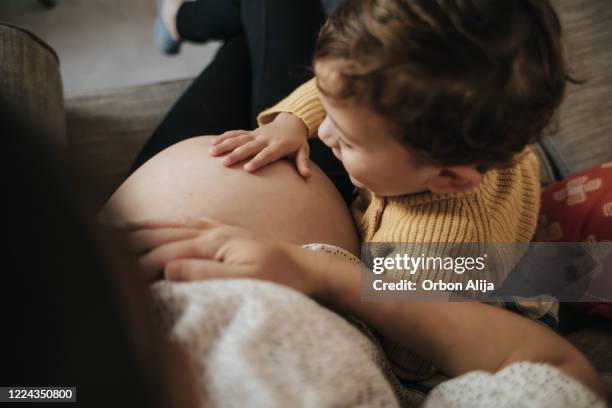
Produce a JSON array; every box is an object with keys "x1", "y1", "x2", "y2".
[
  {"x1": 210, "y1": 134, "x2": 253, "y2": 156},
  {"x1": 211, "y1": 130, "x2": 248, "y2": 146},
  {"x1": 244, "y1": 145, "x2": 284, "y2": 172},
  {"x1": 223, "y1": 141, "x2": 265, "y2": 166},
  {"x1": 295, "y1": 145, "x2": 311, "y2": 178}
]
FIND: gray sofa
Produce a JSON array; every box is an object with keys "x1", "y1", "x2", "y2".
[{"x1": 1, "y1": 0, "x2": 611, "y2": 401}]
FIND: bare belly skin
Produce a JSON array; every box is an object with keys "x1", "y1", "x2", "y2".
[{"x1": 99, "y1": 136, "x2": 359, "y2": 255}]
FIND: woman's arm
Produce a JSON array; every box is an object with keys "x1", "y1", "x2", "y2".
[
  {"x1": 126, "y1": 216, "x2": 604, "y2": 400},
  {"x1": 295, "y1": 245, "x2": 606, "y2": 398}
]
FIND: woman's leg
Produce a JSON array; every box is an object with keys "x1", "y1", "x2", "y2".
[
  {"x1": 176, "y1": 0, "x2": 243, "y2": 42},
  {"x1": 130, "y1": 0, "x2": 326, "y2": 171},
  {"x1": 174, "y1": 0, "x2": 326, "y2": 123},
  {"x1": 239, "y1": 0, "x2": 325, "y2": 122},
  {"x1": 130, "y1": 0, "x2": 356, "y2": 205},
  {"x1": 236, "y1": 0, "x2": 361, "y2": 202},
  {"x1": 183, "y1": 0, "x2": 356, "y2": 204},
  {"x1": 129, "y1": 36, "x2": 252, "y2": 173}
]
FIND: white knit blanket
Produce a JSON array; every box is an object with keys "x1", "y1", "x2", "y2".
[
  {"x1": 151, "y1": 279, "x2": 411, "y2": 408},
  {"x1": 150, "y1": 279, "x2": 606, "y2": 408}
]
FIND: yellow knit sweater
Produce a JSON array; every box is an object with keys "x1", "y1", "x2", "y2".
[{"x1": 258, "y1": 78, "x2": 541, "y2": 245}]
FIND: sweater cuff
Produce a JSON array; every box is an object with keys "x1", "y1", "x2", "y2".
[{"x1": 256, "y1": 78, "x2": 326, "y2": 137}]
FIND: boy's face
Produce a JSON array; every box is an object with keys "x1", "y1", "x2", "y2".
[{"x1": 315, "y1": 60, "x2": 439, "y2": 197}]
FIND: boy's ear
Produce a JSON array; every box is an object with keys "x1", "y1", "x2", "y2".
[{"x1": 426, "y1": 166, "x2": 482, "y2": 194}]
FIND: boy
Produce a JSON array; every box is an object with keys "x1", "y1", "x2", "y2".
[{"x1": 208, "y1": 0, "x2": 568, "y2": 379}]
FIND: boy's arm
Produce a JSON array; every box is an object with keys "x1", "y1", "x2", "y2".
[
  {"x1": 257, "y1": 78, "x2": 325, "y2": 138},
  {"x1": 209, "y1": 78, "x2": 323, "y2": 177},
  {"x1": 297, "y1": 246, "x2": 605, "y2": 398}
]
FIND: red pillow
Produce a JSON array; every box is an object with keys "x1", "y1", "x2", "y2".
[{"x1": 534, "y1": 161, "x2": 612, "y2": 318}]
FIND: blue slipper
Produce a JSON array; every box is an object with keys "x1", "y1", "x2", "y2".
[{"x1": 154, "y1": 0, "x2": 181, "y2": 55}]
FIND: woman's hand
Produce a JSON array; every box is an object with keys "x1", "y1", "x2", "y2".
[
  {"x1": 209, "y1": 112, "x2": 312, "y2": 178},
  {"x1": 122, "y1": 217, "x2": 328, "y2": 297}
]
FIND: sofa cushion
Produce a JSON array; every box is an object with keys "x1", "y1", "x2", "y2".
[
  {"x1": 531, "y1": 143, "x2": 558, "y2": 186},
  {"x1": 0, "y1": 23, "x2": 65, "y2": 153},
  {"x1": 540, "y1": 0, "x2": 612, "y2": 178},
  {"x1": 65, "y1": 79, "x2": 190, "y2": 212},
  {"x1": 535, "y1": 162, "x2": 612, "y2": 242},
  {"x1": 535, "y1": 163, "x2": 612, "y2": 321}
]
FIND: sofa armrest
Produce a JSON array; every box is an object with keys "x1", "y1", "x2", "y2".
[
  {"x1": 0, "y1": 23, "x2": 65, "y2": 153},
  {"x1": 65, "y1": 78, "x2": 190, "y2": 210}
]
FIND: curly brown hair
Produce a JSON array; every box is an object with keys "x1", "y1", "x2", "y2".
[{"x1": 314, "y1": 0, "x2": 578, "y2": 171}]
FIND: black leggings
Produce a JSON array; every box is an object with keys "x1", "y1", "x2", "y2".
[{"x1": 128, "y1": 0, "x2": 357, "y2": 204}]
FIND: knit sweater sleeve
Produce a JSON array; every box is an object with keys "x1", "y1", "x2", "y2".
[{"x1": 256, "y1": 78, "x2": 325, "y2": 137}]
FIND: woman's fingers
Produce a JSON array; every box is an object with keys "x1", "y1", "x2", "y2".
[
  {"x1": 295, "y1": 144, "x2": 311, "y2": 178},
  {"x1": 137, "y1": 236, "x2": 220, "y2": 280},
  {"x1": 210, "y1": 133, "x2": 254, "y2": 156},
  {"x1": 223, "y1": 140, "x2": 266, "y2": 166},
  {"x1": 126, "y1": 227, "x2": 200, "y2": 254},
  {"x1": 210, "y1": 130, "x2": 248, "y2": 146},
  {"x1": 164, "y1": 258, "x2": 247, "y2": 281},
  {"x1": 124, "y1": 217, "x2": 228, "y2": 256}
]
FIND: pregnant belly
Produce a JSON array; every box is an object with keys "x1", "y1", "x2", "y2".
[{"x1": 99, "y1": 136, "x2": 359, "y2": 254}]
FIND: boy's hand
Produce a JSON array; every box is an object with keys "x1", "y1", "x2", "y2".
[{"x1": 209, "y1": 112, "x2": 312, "y2": 178}]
